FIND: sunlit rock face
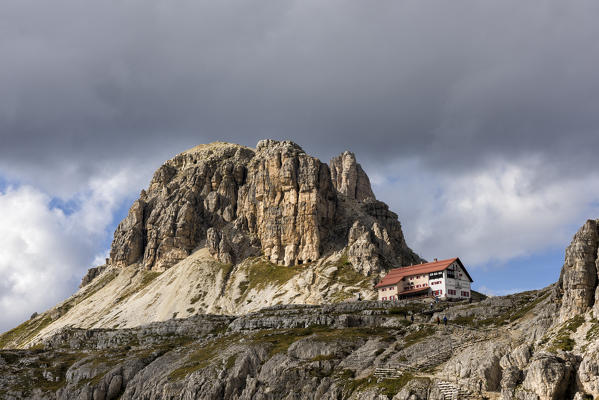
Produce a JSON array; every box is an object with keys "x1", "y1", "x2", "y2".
[
  {"x1": 556, "y1": 219, "x2": 599, "y2": 322},
  {"x1": 109, "y1": 140, "x2": 421, "y2": 272},
  {"x1": 329, "y1": 150, "x2": 375, "y2": 202}
]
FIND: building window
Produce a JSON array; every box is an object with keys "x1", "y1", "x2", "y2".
[{"x1": 429, "y1": 271, "x2": 443, "y2": 279}]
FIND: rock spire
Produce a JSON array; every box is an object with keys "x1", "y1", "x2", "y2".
[{"x1": 556, "y1": 219, "x2": 599, "y2": 321}]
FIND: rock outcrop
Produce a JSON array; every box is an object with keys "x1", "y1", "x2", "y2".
[
  {"x1": 109, "y1": 140, "x2": 420, "y2": 272},
  {"x1": 79, "y1": 265, "x2": 107, "y2": 288},
  {"x1": 556, "y1": 219, "x2": 599, "y2": 322},
  {"x1": 520, "y1": 353, "x2": 575, "y2": 400},
  {"x1": 330, "y1": 151, "x2": 375, "y2": 202}
]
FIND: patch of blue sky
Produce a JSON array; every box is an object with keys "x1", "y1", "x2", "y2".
[
  {"x1": 0, "y1": 175, "x2": 18, "y2": 193},
  {"x1": 49, "y1": 197, "x2": 81, "y2": 216},
  {"x1": 471, "y1": 247, "x2": 564, "y2": 295}
]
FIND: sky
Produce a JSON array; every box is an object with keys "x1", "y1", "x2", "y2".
[{"x1": 2, "y1": 0, "x2": 599, "y2": 332}]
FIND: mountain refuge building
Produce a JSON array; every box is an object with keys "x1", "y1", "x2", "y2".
[{"x1": 375, "y1": 258, "x2": 473, "y2": 301}]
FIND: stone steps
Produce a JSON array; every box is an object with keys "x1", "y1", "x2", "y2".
[{"x1": 437, "y1": 380, "x2": 477, "y2": 400}]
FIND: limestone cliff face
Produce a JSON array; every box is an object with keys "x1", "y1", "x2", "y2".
[
  {"x1": 109, "y1": 140, "x2": 420, "y2": 273},
  {"x1": 556, "y1": 219, "x2": 599, "y2": 321},
  {"x1": 329, "y1": 151, "x2": 374, "y2": 202}
]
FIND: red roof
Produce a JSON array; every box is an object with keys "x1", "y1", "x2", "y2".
[{"x1": 375, "y1": 257, "x2": 471, "y2": 288}]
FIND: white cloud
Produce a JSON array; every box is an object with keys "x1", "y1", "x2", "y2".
[
  {"x1": 373, "y1": 157, "x2": 599, "y2": 267},
  {"x1": 0, "y1": 167, "x2": 145, "y2": 333}
]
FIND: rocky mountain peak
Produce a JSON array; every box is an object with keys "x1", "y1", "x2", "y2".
[
  {"x1": 255, "y1": 139, "x2": 305, "y2": 155},
  {"x1": 109, "y1": 139, "x2": 420, "y2": 273}
]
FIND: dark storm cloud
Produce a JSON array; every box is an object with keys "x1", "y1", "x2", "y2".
[{"x1": 2, "y1": 0, "x2": 599, "y2": 191}]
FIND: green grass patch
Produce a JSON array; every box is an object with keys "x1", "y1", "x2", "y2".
[
  {"x1": 139, "y1": 271, "x2": 162, "y2": 288},
  {"x1": 452, "y1": 291, "x2": 551, "y2": 328},
  {"x1": 343, "y1": 373, "x2": 414, "y2": 397},
  {"x1": 507, "y1": 292, "x2": 551, "y2": 322},
  {"x1": 311, "y1": 353, "x2": 337, "y2": 362},
  {"x1": 78, "y1": 269, "x2": 119, "y2": 302},
  {"x1": 586, "y1": 321, "x2": 599, "y2": 341},
  {"x1": 250, "y1": 328, "x2": 318, "y2": 356},
  {"x1": 563, "y1": 315, "x2": 585, "y2": 332},
  {"x1": 403, "y1": 326, "x2": 435, "y2": 347},
  {"x1": 325, "y1": 252, "x2": 372, "y2": 293},
  {"x1": 168, "y1": 334, "x2": 240, "y2": 381},
  {"x1": 251, "y1": 326, "x2": 397, "y2": 357},
  {"x1": 338, "y1": 253, "x2": 352, "y2": 267},
  {"x1": 8, "y1": 350, "x2": 85, "y2": 394},
  {"x1": 241, "y1": 258, "x2": 303, "y2": 293},
  {"x1": 168, "y1": 326, "x2": 399, "y2": 382},
  {"x1": 333, "y1": 261, "x2": 368, "y2": 287},
  {"x1": 225, "y1": 354, "x2": 237, "y2": 369},
  {"x1": 330, "y1": 290, "x2": 356, "y2": 303},
  {"x1": 548, "y1": 315, "x2": 585, "y2": 353},
  {"x1": 549, "y1": 333, "x2": 575, "y2": 352},
  {"x1": 115, "y1": 270, "x2": 162, "y2": 303},
  {"x1": 337, "y1": 369, "x2": 356, "y2": 380},
  {"x1": 0, "y1": 314, "x2": 53, "y2": 349},
  {"x1": 388, "y1": 303, "x2": 427, "y2": 315},
  {"x1": 452, "y1": 315, "x2": 476, "y2": 326},
  {"x1": 377, "y1": 374, "x2": 415, "y2": 397}
]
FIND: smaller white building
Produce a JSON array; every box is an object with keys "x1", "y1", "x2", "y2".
[{"x1": 375, "y1": 257, "x2": 473, "y2": 301}]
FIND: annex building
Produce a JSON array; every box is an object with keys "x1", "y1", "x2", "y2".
[{"x1": 375, "y1": 257, "x2": 473, "y2": 301}]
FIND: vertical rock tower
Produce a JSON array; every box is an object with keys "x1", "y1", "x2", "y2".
[
  {"x1": 330, "y1": 151, "x2": 375, "y2": 202},
  {"x1": 557, "y1": 219, "x2": 599, "y2": 321},
  {"x1": 109, "y1": 140, "x2": 421, "y2": 274}
]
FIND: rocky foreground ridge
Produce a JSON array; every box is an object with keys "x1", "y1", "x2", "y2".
[{"x1": 2, "y1": 276, "x2": 599, "y2": 400}]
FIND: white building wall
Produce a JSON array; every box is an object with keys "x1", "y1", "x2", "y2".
[
  {"x1": 441, "y1": 262, "x2": 471, "y2": 300},
  {"x1": 403, "y1": 274, "x2": 429, "y2": 292},
  {"x1": 429, "y1": 277, "x2": 445, "y2": 298},
  {"x1": 377, "y1": 285, "x2": 399, "y2": 300}
]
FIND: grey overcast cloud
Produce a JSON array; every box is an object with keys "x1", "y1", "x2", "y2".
[{"x1": 2, "y1": 0, "x2": 599, "y2": 331}]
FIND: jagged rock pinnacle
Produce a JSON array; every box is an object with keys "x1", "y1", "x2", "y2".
[{"x1": 330, "y1": 151, "x2": 375, "y2": 202}]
